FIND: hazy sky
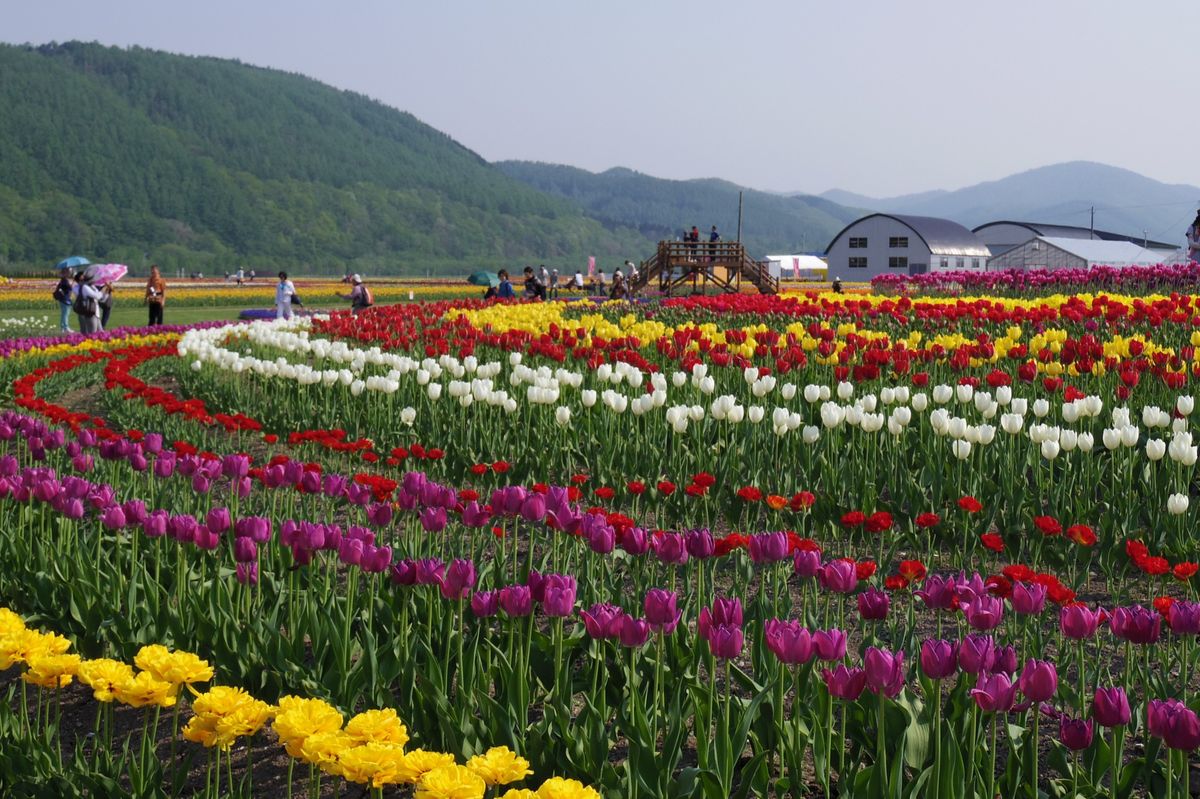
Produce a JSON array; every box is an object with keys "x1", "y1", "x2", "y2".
[{"x1": 7, "y1": 0, "x2": 1200, "y2": 197}]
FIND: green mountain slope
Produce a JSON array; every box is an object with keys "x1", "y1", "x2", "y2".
[
  {"x1": 0, "y1": 42, "x2": 648, "y2": 274},
  {"x1": 497, "y1": 162, "x2": 862, "y2": 256}
]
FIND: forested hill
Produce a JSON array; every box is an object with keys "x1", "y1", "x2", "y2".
[
  {"x1": 0, "y1": 42, "x2": 647, "y2": 274},
  {"x1": 497, "y1": 162, "x2": 863, "y2": 256}
]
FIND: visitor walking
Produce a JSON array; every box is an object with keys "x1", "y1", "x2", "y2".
[
  {"x1": 275, "y1": 271, "x2": 297, "y2": 320},
  {"x1": 596, "y1": 269, "x2": 607, "y2": 296},
  {"x1": 145, "y1": 265, "x2": 166, "y2": 326},
  {"x1": 72, "y1": 272, "x2": 103, "y2": 334},
  {"x1": 523, "y1": 266, "x2": 547, "y2": 300},
  {"x1": 1187, "y1": 211, "x2": 1200, "y2": 262},
  {"x1": 549, "y1": 268, "x2": 560, "y2": 299},
  {"x1": 53, "y1": 267, "x2": 73, "y2": 333},
  {"x1": 497, "y1": 270, "x2": 516, "y2": 299},
  {"x1": 573, "y1": 270, "x2": 584, "y2": 292},
  {"x1": 341, "y1": 274, "x2": 374, "y2": 314},
  {"x1": 609, "y1": 271, "x2": 628, "y2": 300}
]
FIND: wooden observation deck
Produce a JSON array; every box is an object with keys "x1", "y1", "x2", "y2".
[{"x1": 628, "y1": 241, "x2": 779, "y2": 296}]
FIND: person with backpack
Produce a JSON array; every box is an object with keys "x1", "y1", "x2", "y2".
[
  {"x1": 523, "y1": 266, "x2": 547, "y2": 301},
  {"x1": 341, "y1": 274, "x2": 374, "y2": 314},
  {"x1": 72, "y1": 272, "x2": 103, "y2": 334},
  {"x1": 53, "y1": 267, "x2": 73, "y2": 333}
]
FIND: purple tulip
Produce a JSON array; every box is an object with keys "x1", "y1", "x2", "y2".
[
  {"x1": 206, "y1": 507, "x2": 232, "y2": 535},
  {"x1": 471, "y1": 590, "x2": 500, "y2": 618},
  {"x1": 499, "y1": 585, "x2": 533, "y2": 617},
  {"x1": 121, "y1": 500, "x2": 147, "y2": 525},
  {"x1": 919, "y1": 639, "x2": 958, "y2": 680},
  {"x1": 233, "y1": 538, "x2": 258, "y2": 563},
  {"x1": 235, "y1": 516, "x2": 272, "y2": 543},
  {"x1": 1011, "y1": 582, "x2": 1048, "y2": 616},
  {"x1": 71, "y1": 454, "x2": 93, "y2": 473},
  {"x1": 1017, "y1": 659, "x2": 1057, "y2": 702},
  {"x1": 142, "y1": 510, "x2": 168, "y2": 538},
  {"x1": 793, "y1": 549, "x2": 821, "y2": 578},
  {"x1": 361, "y1": 545, "x2": 392, "y2": 573},
  {"x1": 1059, "y1": 716, "x2": 1094, "y2": 751},
  {"x1": 390, "y1": 559, "x2": 418, "y2": 586},
  {"x1": 338, "y1": 537, "x2": 365, "y2": 567},
  {"x1": 460, "y1": 501, "x2": 491, "y2": 529},
  {"x1": 1093, "y1": 687, "x2": 1131, "y2": 728},
  {"x1": 864, "y1": 647, "x2": 905, "y2": 697},
  {"x1": 708, "y1": 624, "x2": 744, "y2": 660},
  {"x1": 971, "y1": 672, "x2": 1016, "y2": 712},
  {"x1": 1147, "y1": 699, "x2": 1200, "y2": 750},
  {"x1": 1109, "y1": 605, "x2": 1162, "y2": 645},
  {"x1": 542, "y1": 574, "x2": 577, "y2": 617},
  {"x1": 619, "y1": 616, "x2": 651, "y2": 648},
  {"x1": 857, "y1": 587, "x2": 890, "y2": 621},
  {"x1": 1168, "y1": 601, "x2": 1200, "y2": 636},
  {"x1": 619, "y1": 527, "x2": 650, "y2": 556},
  {"x1": 587, "y1": 523, "x2": 615, "y2": 554},
  {"x1": 414, "y1": 558, "x2": 445, "y2": 586},
  {"x1": 813, "y1": 628, "x2": 848, "y2": 661},
  {"x1": 961, "y1": 595, "x2": 1004, "y2": 631},
  {"x1": 1060, "y1": 604, "x2": 1102, "y2": 639},
  {"x1": 419, "y1": 506, "x2": 447, "y2": 533},
  {"x1": 235, "y1": 561, "x2": 259, "y2": 586},
  {"x1": 153, "y1": 453, "x2": 176, "y2": 479},
  {"x1": 819, "y1": 559, "x2": 858, "y2": 594},
  {"x1": 764, "y1": 619, "x2": 813, "y2": 665},
  {"x1": 519, "y1": 493, "x2": 546, "y2": 523},
  {"x1": 440, "y1": 559, "x2": 477, "y2": 601},
  {"x1": 957, "y1": 634, "x2": 996, "y2": 675},
  {"x1": 652, "y1": 532, "x2": 689, "y2": 565},
  {"x1": 698, "y1": 598, "x2": 743, "y2": 641},
  {"x1": 191, "y1": 474, "x2": 211, "y2": 494},
  {"x1": 322, "y1": 474, "x2": 348, "y2": 499},
  {"x1": 823, "y1": 665, "x2": 867, "y2": 700},
  {"x1": 685, "y1": 528, "x2": 715, "y2": 559},
  {"x1": 748, "y1": 532, "x2": 789, "y2": 564},
  {"x1": 100, "y1": 505, "x2": 127, "y2": 531},
  {"x1": 580, "y1": 603, "x2": 625, "y2": 639},
  {"x1": 643, "y1": 589, "x2": 681, "y2": 633}
]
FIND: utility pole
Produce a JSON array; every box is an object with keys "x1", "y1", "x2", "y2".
[
  {"x1": 736, "y1": 191, "x2": 743, "y2": 243},
  {"x1": 1090, "y1": 207, "x2": 1095, "y2": 240}
]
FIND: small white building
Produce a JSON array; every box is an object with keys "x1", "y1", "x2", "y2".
[
  {"x1": 764, "y1": 254, "x2": 827, "y2": 281},
  {"x1": 985, "y1": 237, "x2": 1178, "y2": 271},
  {"x1": 825, "y1": 213, "x2": 990, "y2": 281}
]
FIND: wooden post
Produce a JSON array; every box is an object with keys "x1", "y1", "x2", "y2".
[{"x1": 737, "y1": 191, "x2": 743, "y2": 242}]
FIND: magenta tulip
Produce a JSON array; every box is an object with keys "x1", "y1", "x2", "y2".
[
  {"x1": 581, "y1": 603, "x2": 625, "y2": 639},
  {"x1": 857, "y1": 587, "x2": 890, "y2": 621},
  {"x1": 919, "y1": 639, "x2": 958, "y2": 680},
  {"x1": 822, "y1": 665, "x2": 867, "y2": 700},
  {"x1": 971, "y1": 672, "x2": 1016, "y2": 712},
  {"x1": 708, "y1": 624, "x2": 744, "y2": 660},
  {"x1": 864, "y1": 647, "x2": 905, "y2": 697},
  {"x1": 1011, "y1": 582, "x2": 1048, "y2": 615},
  {"x1": 1060, "y1": 604, "x2": 1102, "y2": 639},
  {"x1": 819, "y1": 559, "x2": 858, "y2": 594},
  {"x1": 643, "y1": 589, "x2": 681, "y2": 633},
  {"x1": 1059, "y1": 716, "x2": 1094, "y2": 751},
  {"x1": 813, "y1": 628, "x2": 848, "y2": 661},
  {"x1": 764, "y1": 620, "x2": 813, "y2": 665},
  {"x1": 957, "y1": 634, "x2": 996, "y2": 675},
  {"x1": 1093, "y1": 687, "x2": 1131, "y2": 727},
  {"x1": 1017, "y1": 659, "x2": 1057, "y2": 702}
]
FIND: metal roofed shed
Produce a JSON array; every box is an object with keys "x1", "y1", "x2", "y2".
[
  {"x1": 986, "y1": 236, "x2": 1179, "y2": 271},
  {"x1": 974, "y1": 221, "x2": 1178, "y2": 256},
  {"x1": 825, "y1": 213, "x2": 989, "y2": 281}
]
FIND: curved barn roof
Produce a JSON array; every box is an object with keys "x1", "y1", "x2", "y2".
[
  {"x1": 973, "y1": 220, "x2": 1176, "y2": 250},
  {"x1": 825, "y1": 213, "x2": 989, "y2": 256}
]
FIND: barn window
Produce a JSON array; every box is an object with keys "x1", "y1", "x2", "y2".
[
  {"x1": 848, "y1": 237, "x2": 868, "y2": 248},
  {"x1": 888, "y1": 237, "x2": 909, "y2": 248},
  {"x1": 849, "y1": 257, "x2": 868, "y2": 269},
  {"x1": 889, "y1": 257, "x2": 908, "y2": 269}
]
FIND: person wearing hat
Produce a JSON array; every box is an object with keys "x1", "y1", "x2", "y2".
[
  {"x1": 340, "y1": 274, "x2": 374, "y2": 314},
  {"x1": 72, "y1": 271, "x2": 103, "y2": 334}
]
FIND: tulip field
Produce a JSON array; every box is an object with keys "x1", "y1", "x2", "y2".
[{"x1": 4, "y1": 275, "x2": 1200, "y2": 797}]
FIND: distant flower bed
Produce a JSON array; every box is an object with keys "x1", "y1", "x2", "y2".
[{"x1": 873, "y1": 262, "x2": 1200, "y2": 295}]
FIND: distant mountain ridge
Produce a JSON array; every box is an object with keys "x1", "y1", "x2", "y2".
[
  {"x1": 498, "y1": 162, "x2": 863, "y2": 256},
  {"x1": 817, "y1": 162, "x2": 1199, "y2": 245}
]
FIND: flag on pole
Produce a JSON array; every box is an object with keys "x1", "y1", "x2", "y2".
[
  {"x1": 587, "y1": 256, "x2": 596, "y2": 278},
  {"x1": 792, "y1": 257, "x2": 801, "y2": 280}
]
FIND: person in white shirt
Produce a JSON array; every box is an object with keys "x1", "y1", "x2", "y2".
[
  {"x1": 573, "y1": 271, "x2": 584, "y2": 291},
  {"x1": 275, "y1": 271, "x2": 296, "y2": 320},
  {"x1": 72, "y1": 272, "x2": 104, "y2": 334}
]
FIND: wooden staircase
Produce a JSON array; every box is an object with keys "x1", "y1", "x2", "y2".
[{"x1": 628, "y1": 241, "x2": 779, "y2": 296}]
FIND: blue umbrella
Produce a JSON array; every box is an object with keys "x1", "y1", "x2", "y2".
[{"x1": 56, "y1": 256, "x2": 90, "y2": 270}]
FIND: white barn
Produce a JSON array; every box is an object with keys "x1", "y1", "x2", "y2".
[
  {"x1": 974, "y1": 221, "x2": 1177, "y2": 257},
  {"x1": 985, "y1": 237, "x2": 1178, "y2": 271},
  {"x1": 825, "y1": 213, "x2": 990, "y2": 281}
]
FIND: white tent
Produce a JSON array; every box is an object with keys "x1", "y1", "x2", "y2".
[{"x1": 765, "y1": 254, "x2": 827, "y2": 281}]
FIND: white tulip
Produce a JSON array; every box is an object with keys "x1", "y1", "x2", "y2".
[
  {"x1": 350, "y1": 379, "x2": 365, "y2": 397},
  {"x1": 788, "y1": 412, "x2": 803, "y2": 431},
  {"x1": 819, "y1": 385, "x2": 831, "y2": 401},
  {"x1": 860, "y1": 394, "x2": 877, "y2": 413},
  {"x1": 956, "y1": 384, "x2": 974, "y2": 404},
  {"x1": 837, "y1": 381, "x2": 854, "y2": 400},
  {"x1": 891, "y1": 406, "x2": 912, "y2": 426},
  {"x1": 1033, "y1": 399, "x2": 1049, "y2": 418},
  {"x1": 699, "y1": 376, "x2": 716, "y2": 395},
  {"x1": 893, "y1": 387, "x2": 910, "y2": 404},
  {"x1": 727, "y1": 405, "x2": 745, "y2": 424},
  {"x1": 509, "y1": 352, "x2": 522, "y2": 366},
  {"x1": 1178, "y1": 396, "x2": 1195, "y2": 416},
  {"x1": 581, "y1": 389, "x2": 597, "y2": 408},
  {"x1": 929, "y1": 408, "x2": 950, "y2": 435},
  {"x1": 1083, "y1": 396, "x2": 1103, "y2": 417},
  {"x1": 1000, "y1": 413, "x2": 1024, "y2": 435},
  {"x1": 427, "y1": 383, "x2": 443, "y2": 400},
  {"x1": 503, "y1": 398, "x2": 518, "y2": 414},
  {"x1": 672, "y1": 371, "x2": 688, "y2": 388},
  {"x1": 1010, "y1": 397, "x2": 1028, "y2": 416},
  {"x1": 748, "y1": 406, "x2": 765, "y2": 424},
  {"x1": 951, "y1": 440, "x2": 971, "y2": 460},
  {"x1": 802, "y1": 425, "x2": 821, "y2": 444},
  {"x1": 1112, "y1": 407, "x2": 1131, "y2": 428},
  {"x1": 880, "y1": 387, "x2": 895, "y2": 405},
  {"x1": 1061, "y1": 403, "x2": 1081, "y2": 424},
  {"x1": 803, "y1": 384, "x2": 821, "y2": 403},
  {"x1": 555, "y1": 406, "x2": 571, "y2": 426},
  {"x1": 973, "y1": 392, "x2": 992, "y2": 413},
  {"x1": 689, "y1": 405, "x2": 706, "y2": 422},
  {"x1": 1168, "y1": 493, "x2": 1190, "y2": 515},
  {"x1": 820, "y1": 402, "x2": 846, "y2": 429},
  {"x1": 932, "y1": 385, "x2": 953, "y2": 404},
  {"x1": 887, "y1": 417, "x2": 905, "y2": 436},
  {"x1": 1120, "y1": 425, "x2": 1139, "y2": 448},
  {"x1": 416, "y1": 369, "x2": 431, "y2": 386},
  {"x1": 1102, "y1": 428, "x2": 1122, "y2": 450},
  {"x1": 1059, "y1": 429, "x2": 1078, "y2": 451},
  {"x1": 743, "y1": 366, "x2": 760, "y2": 384},
  {"x1": 948, "y1": 417, "x2": 968, "y2": 439},
  {"x1": 400, "y1": 407, "x2": 417, "y2": 426},
  {"x1": 191, "y1": 360, "x2": 202, "y2": 371},
  {"x1": 1040, "y1": 439, "x2": 1061, "y2": 460},
  {"x1": 976, "y1": 424, "x2": 996, "y2": 445},
  {"x1": 772, "y1": 407, "x2": 790, "y2": 428},
  {"x1": 1146, "y1": 439, "x2": 1166, "y2": 461},
  {"x1": 911, "y1": 393, "x2": 929, "y2": 412},
  {"x1": 995, "y1": 386, "x2": 1012, "y2": 405},
  {"x1": 1077, "y1": 432, "x2": 1094, "y2": 452},
  {"x1": 781, "y1": 383, "x2": 797, "y2": 400}
]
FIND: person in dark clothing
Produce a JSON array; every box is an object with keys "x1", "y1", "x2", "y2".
[
  {"x1": 523, "y1": 266, "x2": 547, "y2": 300},
  {"x1": 708, "y1": 225, "x2": 720, "y2": 262},
  {"x1": 53, "y1": 267, "x2": 73, "y2": 332}
]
